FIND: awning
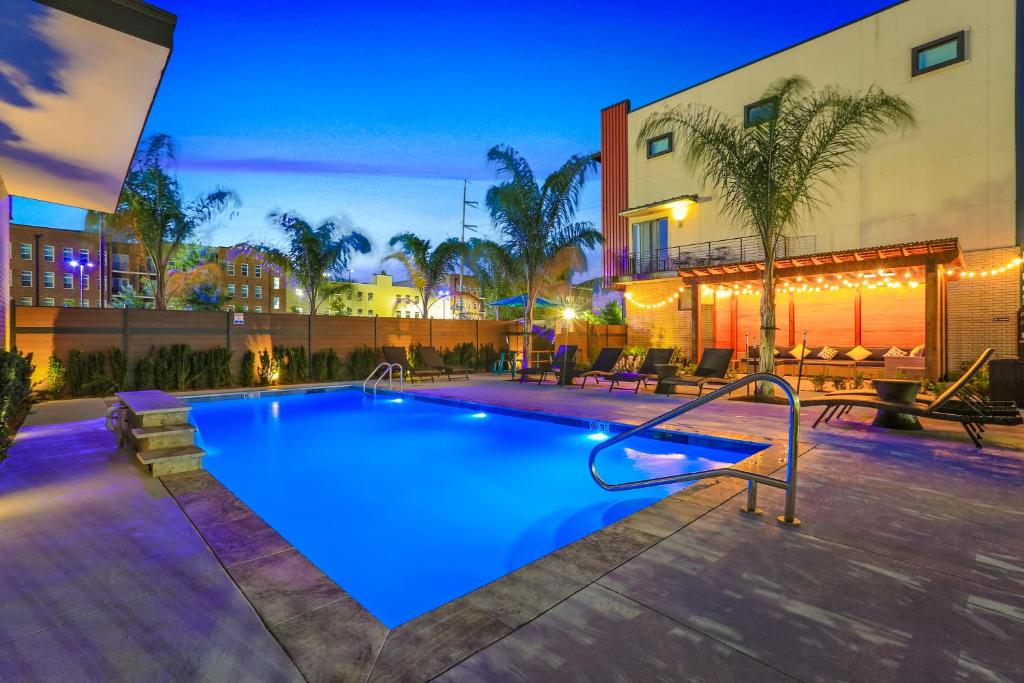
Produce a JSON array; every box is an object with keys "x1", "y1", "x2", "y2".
[{"x1": 618, "y1": 193, "x2": 699, "y2": 219}]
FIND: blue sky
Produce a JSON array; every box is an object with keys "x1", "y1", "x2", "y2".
[{"x1": 13, "y1": 0, "x2": 897, "y2": 280}]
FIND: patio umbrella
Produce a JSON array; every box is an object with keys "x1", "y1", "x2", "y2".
[{"x1": 487, "y1": 294, "x2": 559, "y2": 308}]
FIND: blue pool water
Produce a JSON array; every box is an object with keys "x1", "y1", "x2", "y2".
[{"x1": 189, "y1": 389, "x2": 764, "y2": 627}]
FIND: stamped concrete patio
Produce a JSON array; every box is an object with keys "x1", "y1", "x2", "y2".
[{"x1": 0, "y1": 378, "x2": 1021, "y2": 681}]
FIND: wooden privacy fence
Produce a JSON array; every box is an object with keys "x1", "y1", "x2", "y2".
[{"x1": 10, "y1": 306, "x2": 627, "y2": 384}]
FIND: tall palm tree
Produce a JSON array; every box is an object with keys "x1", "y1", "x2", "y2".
[
  {"x1": 384, "y1": 232, "x2": 463, "y2": 318},
  {"x1": 86, "y1": 134, "x2": 237, "y2": 309},
  {"x1": 240, "y1": 211, "x2": 370, "y2": 316},
  {"x1": 637, "y1": 76, "x2": 913, "y2": 394},
  {"x1": 475, "y1": 145, "x2": 602, "y2": 367}
]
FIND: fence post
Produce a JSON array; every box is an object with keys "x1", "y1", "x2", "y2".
[{"x1": 373, "y1": 316, "x2": 378, "y2": 351}]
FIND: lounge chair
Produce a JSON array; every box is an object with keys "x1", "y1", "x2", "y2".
[
  {"x1": 519, "y1": 345, "x2": 578, "y2": 384},
  {"x1": 606, "y1": 348, "x2": 675, "y2": 393},
  {"x1": 803, "y1": 348, "x2": 1022, "y2": 447},
  {"x1": 654, "y1": 347, "x2": 734, "y2": 397},
  {"x1": 418, "y1": 346, "x2": 471, "y2": 381},
  {"x1": 574, "y1": 347, "x2": 625, "y2": 388},
  {"x1": 381, "y1": 346, "x2": 443, "y2": 383}
]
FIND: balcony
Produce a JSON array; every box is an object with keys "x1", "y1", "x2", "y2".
[{"x1": 615, "y1": 234, "x2": 822, "y2": 278}]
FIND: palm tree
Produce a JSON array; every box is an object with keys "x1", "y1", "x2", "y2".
[
  {"x1": 384, "y1": 232, "x2": 463, "y2": 318},
  {"x1": 86, "y1": 134, "x2": 237, "y2": 309},
  {"x1": 637, "y1": 76, "x2": 913, "y2": 394},
  {"x1": 240, "y1": 212, "x2": 370, "y2": 316},
  {"x1": 475, "y1": 145, "x2": 602, "y2": 367}
]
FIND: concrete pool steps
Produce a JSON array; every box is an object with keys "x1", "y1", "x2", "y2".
[
  {"x1": 130, "y1": 424, "x2": 197, "y2": 452},
  {"x1": 116, "y1": 391, "x2": 204, "y2": 477},
  {"x1": 137, "y1": 444, "x2": 206, "y2": 476}
]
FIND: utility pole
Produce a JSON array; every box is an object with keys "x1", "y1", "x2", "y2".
[{"x1": 459, "y1": 179, "x2": 478, "y2": 319}]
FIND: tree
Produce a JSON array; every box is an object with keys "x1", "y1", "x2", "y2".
[
  {"x1": 86, "y1": 135, "x2": 237, "y2": 309},
  {"x1": 109, "y1": 280, "x2": 153, "y2": 309},
  {"x1": 586, "y1": 300, "x2": 624, "y2": 325},
  {"x1": 637, "y1": 76, "x2": 913, "y2": 394},
  {"x1": 241, "y1": 211, "x2": 370, "y2": 316},
  {"x1": 475, "y1": 145, "x2": 602, "y2": 367},
  {"x1": 182, "y1": 282, "x2": 228, "y2": 311},
  {"x1": 384, "y1": 233, "x2": 463, "y2": 318}
]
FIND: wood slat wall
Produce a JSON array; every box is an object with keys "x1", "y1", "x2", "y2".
[{"x1": 860, "y1": 286, "x2": 924, "y2": 347}]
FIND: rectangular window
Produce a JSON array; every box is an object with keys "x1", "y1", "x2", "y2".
[
  {"x1": 357, "y1": 309, "x2": 363, "y2": 316},
  {"x1": 272, "y1": 296, "x2": 281, "y2": 310},
  {"x1": 18, "y1": 297, "x2": 32, "y2": 306},
  {"x1": 62, "y1": 299, "x2": 73, "y2": 308},
  {"x1": 631, "y1": 218, "x2": 669, "y2": 256},
  {"x1": 82, "y1": 274, "x2": 89, "y2": 290},
  {"x1": 114, "y1": 277, "x2": 130, "y2": 292},
  {"x1": 62, "y1": 247, "x2": 73, "y2": 263},
  {"x1": 368, "y1": 309, "x2": 374, "y2": 316},
  {"x1": 19, "y1": 243, "x2": 31, "y2": 260},
  {"x1": 168, "y1": 259, "x2": 176, "y2": 270},
  {"x1": 20, "y1": 271, "x2": 31, "y2": 287},
  {"x1": 241, "y1": 284, "x2": 249, "y2": 298},
  {"x1": 43, "y1": 245, "x2": 54, "y2": 262},
  {"x1": 63, "y1": 273, "x2": 73, "y2": 289},
  {"x1": 744, "y1": 97, "x2": 777, "y2": 127},
  {"x1": 646, "y1": 133, "x2": 672, "y2": 158},
  {"x1": 254, "y1": 285, "x2": 263, "y2": 299},
  {"x1": 367, "y1": 292, "x2": 374, "y2": 301},
  {"x1": 146, "y1": 257, "x2": 155, "y2": 273},
  {"x1": 912, "y1": 30, "x2": 966, "y2": 76},
  {"x1": 241, "y1": 263, "x2": 249, "y2": 277},
  {"x1": 226, "y1": 262, "x2": 235, "y2": 276},
  {"x1": 112, "y1": 253, "x2": 129, "y2": 271},
  {"x1": 81, "y1": 299, "x2": 90, "y2": 308},
  {"x1": 254, "y1": 306, "x2": 262, "y2": 313},
  {"x1": 227, "y1": 284, "x2": 236, "y2": 297},
  {"x1": 79, "y1": 249, "x2": 89, "y2": 263},
  {"x1": 254, "y1": 264, "x2": 262, "y2": 278},
  {"x1": 357, "y1": 291, "x2": 363, "y2": 300},
  {"x1": 240, "y1": 305, "x2": 249, "y2": 313},
  {"x1": 44, "y1": 272, "x2": 55, "y2": 289},
  {"x1": 272, "y1": 276, "x2": 280, "y2": 289},
  {"x1": 43, "y1": 297, "x2": 54, "y2": 307}
]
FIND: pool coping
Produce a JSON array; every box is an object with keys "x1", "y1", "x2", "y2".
[{"x1": 164, "y1": 385, "x2": 796, "y2": 682}]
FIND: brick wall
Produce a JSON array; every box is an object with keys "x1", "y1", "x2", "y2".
[{"x1": 947, "y1": 246, "x2": 1021, "y2": 372}]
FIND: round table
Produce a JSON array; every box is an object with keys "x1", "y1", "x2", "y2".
[{"x1": 871, "y1": 379, "x2": 923, "y2": 430}]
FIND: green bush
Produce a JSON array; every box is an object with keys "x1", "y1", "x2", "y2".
[
  {"x1": 831, "y1": 375, "x2": 848, "y2": 391},
  {"x1": 67, "y1": 350, "x2": 108, "y2": 396},
  {"x1": 851, "y1": 371, "x2": 866, "y2": 390},
  {"x1": 310, "y1": 349, "x2": 342, "y2": 381},
  {"x1": 345, "y1": 346, "x2": 378, "y2": 380},
  {"x1": 240, "y1": 351, "x2": 256, "y2": 386},
  {"x1": 108, "y1": 348, "x2": 127, "y2": 392},
  {"x1": 257, "y1": 349, "x2": 278, "y2": 386},
  {"x1": 1, "y1": 350, "x2": 35, "y2": 459},
  {"x1": 477, "y1": 343, "x2": 498, "y2": 371},
  {"x1": 274, "y1": 346, "x2": 308, "y2": 383},
  {"x1": 811, "y1": 373, "x2": 828, "y2": 392},
  {"x1": 46, "y1": 355, "x2": 66, "y2": 396}
]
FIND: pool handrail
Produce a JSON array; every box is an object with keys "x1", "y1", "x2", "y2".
[
  {"x1": 589, "y1": 372, "x2": 801, "y2": 525},
  {"x1": 363, "y1": 362, "x2": 404, "y2": 396}
]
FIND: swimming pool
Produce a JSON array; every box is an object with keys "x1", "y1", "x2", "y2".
[{"x1": 189, "y1": 389, "x2": 766, "y2": 627}]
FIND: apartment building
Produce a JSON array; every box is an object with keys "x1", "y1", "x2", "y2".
[
  {"x1": 215, "y1": 247, "x2": 291, "y2": 314},
  {"x1": 329, "y1": 274, "x2": 422, "y2": 318},
  {"x1": 9, "y1": 224, "x2": 102, "y2": 308},
  {"x1": 600, "y1": 0, "x2": 1022, "y2": 378}
]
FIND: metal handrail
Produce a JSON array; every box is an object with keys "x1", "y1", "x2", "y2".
[
  {"x1": 362, "y1": 362, "x2": 404, "y2": 396},
  {"x1": 589, "y1": 372, "x2": 801, "y2": 525}
]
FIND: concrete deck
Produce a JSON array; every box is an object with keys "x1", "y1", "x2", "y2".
[{"x1": 1, "y1": 378, "x2": 1022, "y2": 681}]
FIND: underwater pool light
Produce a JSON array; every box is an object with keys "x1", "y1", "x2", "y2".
[{"x1": 587, "y1": 432, "x2": 610, "y2": 442}]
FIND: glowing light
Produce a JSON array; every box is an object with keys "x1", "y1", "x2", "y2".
[
  {"x1": 562, "y1": 307, "x2": 576, "y2": 321},
  {"x1": 669, "y1": 198, "x2": 695, "y2": 221},
  {"x1": 471, "y1": 412, "x2": 487, "y2": 418},
  {"x1": 69, "y1": 260, "x2": 79, "y2": 268},
  {"x1": 390, "y1": 398, "x2": 403, "y2": 403},
  {"x1": 587, "y1": 432, "x2": 610, "y2": 442}
]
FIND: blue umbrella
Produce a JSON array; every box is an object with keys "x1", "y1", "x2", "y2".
[{"x1": 487, "y1": 294, "x2": 559, "y2": 308}]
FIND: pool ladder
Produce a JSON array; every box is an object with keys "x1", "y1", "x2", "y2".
[
  {"x1": 589, "y1": 372, "x2": 802, "y2": 525},
  {"x1": 363, "y1": 362, "x2": 404, "y2": 396}
]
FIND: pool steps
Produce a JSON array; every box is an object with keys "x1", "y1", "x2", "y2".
[{"x1": 115, "y1": 391, "x2": 206, "y2": 476}]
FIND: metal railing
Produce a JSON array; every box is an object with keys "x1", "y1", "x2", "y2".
[
  {"x1": 589, "y1": 372, "x2": 801, "y2": 525},
  {"x1": 362, "y1": 362, "x2": 404, "y2": 396},
  {"x1": 618, "y1": 234, "x2": 820, "y2": 277}
]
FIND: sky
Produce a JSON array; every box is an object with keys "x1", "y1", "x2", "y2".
[{"x1": 12, "y1": 0, "x2": 898, "y2": 282}]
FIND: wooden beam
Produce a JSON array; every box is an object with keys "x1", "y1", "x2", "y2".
[
  {"x1": 853, "y1": 287, "x2": 862, "y2": 346},
  {"x1": 924, "y1": 261, "x2": 946, "y2": 379},
  {"x1": 690, "y1": 284, "x2": 701, "y2": 363}
]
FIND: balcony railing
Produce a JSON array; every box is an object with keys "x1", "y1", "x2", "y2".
[{"x1": 616, "y1": 234, "x2": 821, "y2": 277}]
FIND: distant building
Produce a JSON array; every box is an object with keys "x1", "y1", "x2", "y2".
[{"x1": 328, "y1": 274, "x2": 422, "y2": 318}]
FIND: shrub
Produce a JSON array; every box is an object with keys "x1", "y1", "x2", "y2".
[
  {"x1": 108, "y1": 348, "x2": 127, "y2": 392},
  {"x1": 1, "y1": 350, "x2": 35, "y2": 459},
  {"x1": 310, "y1": 349, "x2": 342, "y2": 381},
  {"x1": 136, "y1": 353, "x2": 156, "y2": 390},
  {"x1": 257, "y1": 349, "x2": 278, "y2": 386},
  {"x1": 443, "y1": 342, "x2": 476, "y2": 369},
  {"x1": 477, "y1": 343, "x2": 498, "y2": 371},
  {"x1": 46, "y1": 355, "x2": 66, "y2": 397},
  {"x1": 851, "y1": 371, "x2": 866, "y2": 390},
  {"x1": 345, "y1": 346, "x2": 378, "y2": 380},
  {"x1": 275, "y1": 346, "x2": 308, "y2": 384},
  {"x1": 811, "y1": 373, "x2": 828, "y2": 392},
  {"x1": 831, "y1": 375, "x2": 848, "y2": 391},
  {"x1": 67, "y1": 350, "x2": 108, "y2": 396},
  {"x1": 240, "y1": 351, "x2": 256, "y2": 386}
]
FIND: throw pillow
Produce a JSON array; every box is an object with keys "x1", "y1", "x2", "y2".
[
  {"x1": 845, "y1": 345, "x2": 872, "y2": 362},
  {"x1": 909, "y1": 344, "x2": 925, "y2": 357},
  {"x1": 884, "y1": 346, "x2": 908, "y2": 358},
  {"x1": 788, "y1": 343, "x2": 811, "y2": 359},
  {"x1": 817, "y1": 345, "x2": 839, "y2": 360}
]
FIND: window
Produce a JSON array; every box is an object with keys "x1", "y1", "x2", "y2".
[
  {"x1": 43, "y1": 297, "x2": 54, "y2": 307},
  {"x1": 112, "y1": 253, "x2": 129, "y2": 271},
  {"x1": 241, "y1": 263, "x2": 249, "y2": 277},
  {"x1": 82, "y1": 275, "x2": 89, "y2": 290},
  {"x1": 346, "y1": 291, "x2": 353, "y2": 300},
  {"x1": 19, "y1": 297, "x2": 31, "y2": 306},
  {"x1": 43, "y1": 245, "x2": 54, "y2": 262},
  {"x1": 254, "y1": 285, "x2": 263, "y2": 299},
  {"x1": 20, "y1": 271, "x2": 31, "y2": 287},
  {"x1": 367, "y1": 292, "x2": 374, "y2": 301},
  {"x1": 912, "y1": 30, "x2": 966, "y2": 76},
  {"x1": 744, "y1": 97, "x2": 777, "y2": 127},
  {"x1": 19, "y1": 243, "x2": 31, "y2": 260},
  {"x1": 114, "y1": 277, "x2": 130, "y2": 292},
  {"x1": 631, "y1": 218, "x2": 669, "y2": 256},
  {"x1": 63, "y1": 273, "x2": 73, "y2": 289},
  {"x1": 62, "y1": 299, "x2": 73, "y2": 308},
  {"x1": 227, "y1": 284, "x2": 236, "y2": 297},
  {"x1": 646, "y1": 133, "x2": 672, "y2": 158},
  {"x1": 62, "y1": 247, "x2": 73, "y2": 263},
  {"x1": 44, "y1": 272, "x2": 55, "y2": 289},
  {"x1": 168, "y1": 259, "x2": 176, "y2": 270},
  {"x1": 357, "y1": 291, "x2": 363, "y2": 301},
  {"x1": 357, "y1": 308, "x2": 363, "y2": 315},
  {"x1": 226, "y1": 262, "x2": 235, "y2": 276},
  {"x1": 240, "y1": 305, "x2": 249, "y2": 313},
  {"x1": 415, "y1": 312, "x2": 421, "y2": 318},
  {"x1": 272, "y1": 276, "x2": 280, "y2": 289},
  {"x1": 81, "y1": 300, "x2": 90, "y2": 308},
  {"x1": 272, "y1": 296, "x2": 281, "y2": 310},
  {"x1": 368, "y1": 309, "x2": 374, "y2": 316},
  {"x1": 254, "y1": 264, "x2": 262, "y2": 278},
  {"x1": 79, "y1": 249, "x2": 89, "y2": 263},
  {"x1": 241, "y1": 284, "x2": 249, "y2": 298},
  {"x1": 254, "y1": 306, "x2": 262, "y2": 313}
]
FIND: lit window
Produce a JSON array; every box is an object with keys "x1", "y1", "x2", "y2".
[
  {"x1": 63, "y1": 273, "x2": 73, "y2": 289},
  {"x1": 20, "y1": 271, "x2": 31, "y2": 287},
  {"x1": 254, "y1": 306, "x2": 262, "y2": 313},
  {"x1": 255, "y1": 264, "x2": 262, "y2": 278},
  {"x1": 19, "y1": 243, "x2": 31, "y2": 260},
  {"x1": 272, "y1": 276, "x2": 280, "y2": 289},
  {"x1": 43, "y1": 297, "x2": 54, "y2": 307},
  {"x1": 19, "y1": 297, "x2": 31, "y2": 306},
  {"x1": 240, "y1": 305, "x2": 249, "y2": 312},
  {"x1": 44, "y1": 272, "x2": 55, "y2": 288},
  {"x1": 254, "y1": 285, "x2": 262, "y2": 299},
  {"x1": 241, "y1": 263, "x2": 249, "y2": 277},
  {"x1": 744, "y1": 97, "x2": 777, "y2": 127},
  {"x1": 81, "y1": 300, "x2": 90, "y2": 308},
  {"x1": 227, "y1": 284, "x2": 236, "y2": 297},
  {"x1": 62, "y1": 299, "x2": 73, "y2": 308},
  {"x1": 241, "y1": 284, "x2": 249, "y2": 298},
  {"x1": 912, "y1": 31, "x2": 966, "y2": 76},
  {"x1": 272, "y1": 296, "x2": 280, "y2": 310},
  {"x1": 79, "y1": 249, "x2": 89, "y2": 263},
  {"x1": 226, "y1": 262, "x2": 235, "y2": 276},
  {"x1": 62, "y1": 247, "x2": 73, "y2": 262},
  {"x1": 646, "y1": 133, "x2": 672, "y2": 158},
  {"x1": 82, "y1": 275, "x2": 89, "y2": 290},
  {"x1": 43, "y1": 245, "x2": 54, "y2": 262}
]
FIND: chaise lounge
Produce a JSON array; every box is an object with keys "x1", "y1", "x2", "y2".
[
  {"x1": 606, "y1": 348, "x2": 674, "y2": 393},
  {"x1": 418, "y1": 346, "x2": 471, "y2": 381},
  {"x1": 574, "y1": 347, "x2": 625, "y2": 388},
  {"x1": 654, "y1": 347, "x2": 734, "y2": 397},
  {"x1": 519, "y1": 345, "x2": 578, "y2": 384},
  {"x1": 381, "y1": 346, "x2": 444, "y2": 383}
]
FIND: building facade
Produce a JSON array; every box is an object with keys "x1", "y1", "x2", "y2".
[
  {"x1": 601, "y1": 0, "x2": 1022, "y2": 378},
  {"x1": 328, "y1": 274, "x2": 423, "y2": 318}
]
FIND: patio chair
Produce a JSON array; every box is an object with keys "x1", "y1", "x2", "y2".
[
  {"x1": 381, "y1": 346, "x2": 443, "y2": 383},
  {"x1": 606, "y1": 348, "x2": 675, "y2": 393},
  {"x1": 654, "y1": 347, "x2": 734, "y2": 397},
  {"x1": 519, "y1": 345, "x2": 578, "y2": 384},
  {"x1": 803, "y1": 348, "x2": 1022, "y2": 447},
  {"x1": 418, "y1": 346, "x2": 471, "y2": 381},
  {"x1": 575, "y1": 347, "x2": 625, "y2": 388}
]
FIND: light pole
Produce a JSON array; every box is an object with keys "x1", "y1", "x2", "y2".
[
  {"x1": 68, "y1": 260, "x2": 94, "y2": 308},
  {"x1": 458, "y1": 179, "x2": 479, "y2": 319},
  {"x1": 561, "y1": 307, "x2": 575, "y2": 387}
]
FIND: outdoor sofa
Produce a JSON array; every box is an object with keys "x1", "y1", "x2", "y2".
[{"x1": 748, "y1": 344, "x2": 925, "y2": 375}]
